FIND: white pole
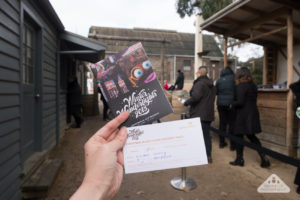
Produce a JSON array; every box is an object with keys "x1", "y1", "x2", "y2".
[
  {"x1": 173, "y1": 55, "x2": 177, "y2": 82},
  {"x1": 195, "y1": 14, "x2": 203, "y2": 79}
]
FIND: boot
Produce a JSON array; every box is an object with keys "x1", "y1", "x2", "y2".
[
  {"x1": 219, "y1": 136, "x2": 227, "y2": 148},
  {"x1": 230, "y1": 147, "x2": 244, "y2": 166},
  {"x1": 207, "y1": 156, "x2": 213, "y2": 164},
  {"x1": 229, "y1": 158, "x2": 244, "y2": 166},
  {"x1": 259, "y1": 153, "x2": 270, "y2": 168},
  {"x1": 230, "y1": 145, "x2": 235, "y2": 151},
  {"x1": 297, "y1": 186, "x2": 300, "y2": 194},
  {"x1": 219, "y1": 141, "x2": 228, "y2": 148}
]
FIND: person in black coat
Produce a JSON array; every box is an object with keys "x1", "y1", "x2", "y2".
[
  {"x1": 289, "y1": 80, "x2": 300, "y2": 194},
  {"x1": 184, "y1": 66, "x2": 216, "y2": 163},
  {"x1": 216, "y1": 66, "x2": 236, "y2": 150},
  {"x1": 175, "y1": 70, "x2": 184, "y2": 90},
  {"x1": 290, "y1": 79, "x2": 300, "y2": 107},
  {"x1": 229, "y1": 67, "x2": 270, "y2": 168},
  {"x1": 67, "y1": 76, "x2": 83, "y2": 128}
]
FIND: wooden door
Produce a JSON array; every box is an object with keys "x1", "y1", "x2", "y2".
[{"x1": 21, "y1": 21, "x2": 40, "y2": 162}]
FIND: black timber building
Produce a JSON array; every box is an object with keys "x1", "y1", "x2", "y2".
[
  {"x1": 88, "y1": 26, "x2": 225, "y2": 88},
  {"x1": 0, "y1": 0, "x2": 105, "y2": 199}
]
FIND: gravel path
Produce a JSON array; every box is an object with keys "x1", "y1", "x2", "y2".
[{"x1": 45, "y1": 113, "x2": 299, "y2": 200}]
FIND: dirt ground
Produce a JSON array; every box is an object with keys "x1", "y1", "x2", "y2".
[{"x1": 45, "y1": 110, "x2": 299, "y2": 200}]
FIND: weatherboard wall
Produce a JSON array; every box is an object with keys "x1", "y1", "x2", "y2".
[
  {"x1": 0, "y1": 0, "x2": 67, "y2": 199},
  {"x1": 0, "y1": 0, "x2": 22, "y2": 199}
]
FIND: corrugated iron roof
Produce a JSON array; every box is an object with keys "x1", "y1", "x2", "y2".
[
  {"x1": 88, "y1": 26, "x2": 223, "y2": 57},
  {"x1": 200, "y1": 0, "x2": 300, "y2": 46}
]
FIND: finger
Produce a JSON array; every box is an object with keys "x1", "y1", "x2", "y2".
[
  {"x1": 107, "y1": 127, "x2": 128, "y2": 152},
  {"x1": 107, "y1": 129, "x2": 119, "y2": 142},
  {"x1": 92, "y1": 134, "x2": 107, "y2": 144},
  {"x1": 117, "y1": 150, "x2": 124, "y2": 166},
  {"x1": 85, "y1": 132, "x2": 107, "y2": 147},
  {"x1": 95, "y1": 112, "x2": 129, "y2": 139}
]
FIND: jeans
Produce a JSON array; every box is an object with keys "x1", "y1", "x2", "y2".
[
  {"x1": 201, "y1": 121, "x2": 212, "y2": 157},
  {"x1": 218, "y1": 105, "x2": 235, "y2": 147}
]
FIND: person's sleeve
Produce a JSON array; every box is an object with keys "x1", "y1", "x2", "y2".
[
  {"x1": 289, "y1": 81, "x2": 300, "y2": 93},
  {"x1": 232, "y1": 85, "x2": 247, "y2": 107},
  {"x1": 233, "y1": 81, "x2": 237, "y2": 101},
  {"x1": 184, "y1": 82, "x2": 204, "y2": 106}
]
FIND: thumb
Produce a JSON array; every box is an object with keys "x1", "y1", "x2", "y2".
[{"x1": 108, "y1": 127, "x2": 128, "y2": 152}]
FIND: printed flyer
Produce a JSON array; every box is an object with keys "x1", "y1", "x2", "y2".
[{"x1": 90, "y1": 42, "x2": 173, "y2": 127}]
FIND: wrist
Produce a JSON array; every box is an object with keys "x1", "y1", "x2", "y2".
[{"x1": 70, "y1": 181, "x2": 106, "y2": 200}]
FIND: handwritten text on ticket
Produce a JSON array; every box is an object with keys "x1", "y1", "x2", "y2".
[{"x1": 124, "y1": 118, "x2": 208, "y2": 174}]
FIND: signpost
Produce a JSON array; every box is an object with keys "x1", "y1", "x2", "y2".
[{"x1": 170, "y1": 113, "x2": 197, "y2": 191}]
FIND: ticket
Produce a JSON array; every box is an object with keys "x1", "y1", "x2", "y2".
[{"x1": 124, "y1": 118, "x2": 208, "y2": 174}]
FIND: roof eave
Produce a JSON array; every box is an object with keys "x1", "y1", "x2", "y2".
[
  {"x1": 200, "y1": 0, "x2": 252, "y2": 30},
  {"x1": 60, "y1": 31, "x2": 106, "y2": 51},
  {"x1": 39, "y1": 0, "x2": 65, "y2": 31}
]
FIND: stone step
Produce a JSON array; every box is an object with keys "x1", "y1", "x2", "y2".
[
  {"x1": 22, "y1": 159, "x2": 63, "y2": 199},
  {"x1": 21, "y1": 151, "x2": 47, "y2": 183}
]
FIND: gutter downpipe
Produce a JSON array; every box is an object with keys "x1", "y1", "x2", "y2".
[
  {"x1": 56, "y1": 40, "x2": 61, "y2": 145},
  {"x1": 173, "y1": 55, "x2": 176, "y2": 82}
]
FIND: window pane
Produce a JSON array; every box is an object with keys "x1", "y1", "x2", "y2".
[
  {"x1": 22, "y1": 64, "x2": 27, "y2": 84},
  {"x1": 22, "y1": 45, "x2": 26, "y2": 64},
  {"x1": 26, "y1": 29, "x2": 32, "y2": 47},
  {"x1": 28, "y1": 66, "x2": 33, "y2": 84},
  {"x1": 23, "y1": 26, "x2": 26, "y2": 45},
  {"x1": 22, "y1": 23, "x2": 35, "y2": 85},
  {"x1": 26, "y1": 47, "x2": 32, "y2": 65},
  {"x1": 184, "y1": 60, "x2": 191, "y2": 66}
]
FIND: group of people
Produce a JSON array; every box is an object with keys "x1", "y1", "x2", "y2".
[
  {"x1": 70, "y1": 66, "x2": 300, "y2": 199},
  {"x1": 184, "y1": 65, "x2": 270, "y2": 167},
  {"x1": 164, "y1": 69, "x2": 185, "y2": 91},
  {"x1": 67, "y1": 75, "x2": 112, "y2": 128}
]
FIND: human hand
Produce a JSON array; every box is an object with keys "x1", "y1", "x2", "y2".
[
  {"x1": 70, "y1": 112, "x2": 129, "y2": 200},
  {"x1": 184, "y1": 101, "x2": 188, "y2": 106}
]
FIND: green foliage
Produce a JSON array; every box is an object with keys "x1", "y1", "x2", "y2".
[
  {"x1": 176, "y1": 0, "x2": 232, "y2": 19},
  {"x1": 176, "y1": 0, "x2": 194, "y2": 18},
  {"x1": 252, "y1": 64, "x2": 263, "y2": 84},
  {"x1": 213, "y1": 33, "x2": 244, "y2": 55}
]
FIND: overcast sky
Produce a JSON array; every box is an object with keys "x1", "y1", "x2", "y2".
[
  {"x1": 49, "y1": 0, "x2": 196, "y2": 35},
  {"x1": 49, "y1": 0, "x2": 263, "y2": 62}
]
